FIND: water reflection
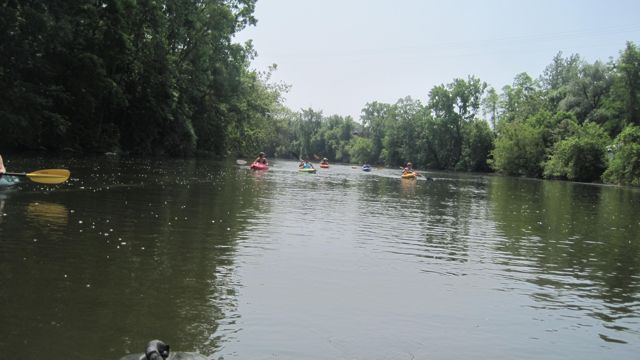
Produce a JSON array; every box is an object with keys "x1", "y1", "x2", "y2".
[
  {"x1": 489, "y1": 176, "x2": 640, "y2": 344},
  {"x1": 26, "y1": 201, "x2": 69, "y2": 227},
  {"x1": 0, "y1": 158, "x2": 267, "y2": 359}
]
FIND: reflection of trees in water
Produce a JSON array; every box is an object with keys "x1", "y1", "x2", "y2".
[
  {"x1": 26, "y1": 202, "x2": 69, "y2": 227},
  {"x1": 356, "y1": 176, "x2": 488, "y2": 267},
  {"x1": 418, "y1": 179, "x2": 472, "y2": 264},
  {"x1": 593, "y1": 188, "x2": 640, "y2": 309},
  {"x1": 0, "y1": 160, "x2": 273, "y2": 359},
  {"x1": 489, "y1": 176, "x2": 640, "y2": 337}
]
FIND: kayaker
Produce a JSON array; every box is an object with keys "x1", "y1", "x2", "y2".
[
  {"x1": 254, "y1": 152, "x2": 268, "y2": 165},
  {"x1": 320, "y1": 158, "x2": 329, "y2": 165},
  {"x1": 302, "y1": 159, "x2": 314, "y2": 169},
  {"x1": 0, "y1": 154, "x2": 6, "y2": 177},
  {"x1": 402, "y1": 162, "x2": 413, "y2": 174}
]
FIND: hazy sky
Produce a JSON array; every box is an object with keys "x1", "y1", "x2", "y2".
[{"x1": 235, "y1": 0, "x2": 640, "y2": 120}]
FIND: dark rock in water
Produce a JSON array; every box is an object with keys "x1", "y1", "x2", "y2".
[
  {"x1": 146, "y1": 339, "x2": 170, "y2": 360},
  {"x1": 119, "y1": 352, "x2": 208, "y2": 360},
  {"x1": 119, "y1": 339, "x2": 207, "y2": 360}
]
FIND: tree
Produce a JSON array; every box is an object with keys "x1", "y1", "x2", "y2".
[
  {"x1": 360, "y1": 101, "x2": 392, "y2": 161},
  {"x1": 458, "y1": 119, "x2": 494, "y2": 172},
  {"x1": 426, "y1": 76, "x2": 487, "y2": 169},
  {"x1": 559, "y1": 61, "x2": 613, "y2": 124},
  {"x1": 540, "y1": 52, "x2": 581, "y2": 112},
  {"x1": 347, "y1": 137, "x2": 373, "y2": 164},
  {"x1": 603, "y1": 125, "x2": 640, "y2": 186},
  {"x1": 482, "y1": 87, "x2": 499, "y2": 128},
  {"x1": 499, "y1": 72, "x2": 546, "y2": 124},
  {"x1": 617, "y1": 42, "x2": 640, "y2": 126},
  {"x1": 543, "y1": 122, "x2": 609, "y2": 182},
  {"x1": 381, "y1": 97, "x2": 425, "y2": 166},
  {"x1": 490, "y1": 121, "x2": 545, "y2": 177},
  {"x1": 0, "y1": 0, "x2": 266, "y2": 156}
]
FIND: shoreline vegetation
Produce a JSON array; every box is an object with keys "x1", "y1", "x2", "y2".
[{"x1": 1, "y1": 2, "x2": 639, "y2": 186}]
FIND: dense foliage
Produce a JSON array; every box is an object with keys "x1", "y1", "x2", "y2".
[
  {"x1": 1, "y1": 3, "x2": 639, "y2": 185},
  {"x1": 487, "y1": 42, "x2": 640, "y2": 185},
  {"x1": 543, "y1": 122, "x2": 609, "y2": 182},
  {"x1": 603, "y1": 125, "x2": 640, "y2": 186},
  {"x1": 0, "y1": 0, "x2": 281, "y2": 156}
]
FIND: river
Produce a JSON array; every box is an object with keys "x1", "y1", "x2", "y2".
[{"x1": 0, "y1": 156, "x2": 639, "y2": 359}]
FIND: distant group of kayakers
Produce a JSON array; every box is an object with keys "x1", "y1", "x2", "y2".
[
  {"x1": 3, "y1": 151, "x2": 418, "y2": 180},
  {"x1": 250, "y1": 152, "x2": 418, "y2": 178}
]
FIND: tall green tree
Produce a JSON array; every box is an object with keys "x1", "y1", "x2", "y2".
[
  {"x1": 543, "y1": 122, "x2": 609, "y2": 182},
  {"x1": 458, "y1": 119, "x2": 494, "y2": 172},
  {"x1": 558, "y1": 60, "x2": 613, "y2": 124},
  {"x1": 499, "y1": 72, "x2": 546, "y2": 124},
  {"x1": 482, "y1": 87, "x2": 499, "y2": 128},
  {"x1": 617, "y1": 42, "x2": 640, "y2": 126},
  {"x1": 490, "y1": 121, "x2": 546, "y2": 177},
  {"x1": 382, "y1": 96, "x2": 425, "y2": 166},
  {"x1": 427, "y1": 76, "x2": 487, "y2": 169},
  {"x1": 360, "y1": 101, "x2": 392, "y2": 161},
  {"x1": 540, "y1": 52, "x2": 581, "y2": 112},
  {"x1": 603, "y1": 125, "x2": 640, "y2": 186}
]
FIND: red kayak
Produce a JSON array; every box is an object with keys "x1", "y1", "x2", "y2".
[
  {"x1": 250, "y1": 162, "x2": 269, "y2": 170},
  {"x1": 320, "y1": 163, "x2": 329, "y2": 168}
]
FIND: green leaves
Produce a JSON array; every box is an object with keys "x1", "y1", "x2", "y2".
[
  {"x1": 543, "y1": 122, "x2": 609, "y2": 182},
  {"x1": 603, "y1": 125, "x2": 640, "y2": 186},
  {"x1": 490, "y1": 121, "x2": 545, "y2": 177},
  {"x1": 1, "y1": 0, "x2": 267, "y2": 156}
]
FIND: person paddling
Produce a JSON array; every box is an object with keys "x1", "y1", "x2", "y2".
[
  {"x1": 254, "y1": 152, "x2": 268, "y2": 165},
  {"x1": 402, "y1": 162, "x2": 414, "y2": 175},
  {"x1": 302, "y1": 159, "x2": 314, "y2": 169}
]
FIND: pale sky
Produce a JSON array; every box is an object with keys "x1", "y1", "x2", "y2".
[{"x1": 235, "y1": 0, "x2": 640, "y2": 120}]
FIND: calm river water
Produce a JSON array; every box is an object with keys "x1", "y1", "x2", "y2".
[{"x1": 0, "y1": 156, "x2": 639, "y2": 359}]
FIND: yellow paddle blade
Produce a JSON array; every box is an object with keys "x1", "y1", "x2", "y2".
[{"x1": 26, "y1": 169, "x2": 71, "y2": 184}]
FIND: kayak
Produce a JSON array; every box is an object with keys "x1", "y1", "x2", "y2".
[
  {"x1": 320, "y1": 163, "x2": 329, "y2": 168},
  {"x1": 250, "y1": 162, "x2": 269, "y2": 170},
  {"x1": 362, "y1": 165, "x2": 371, "y2": 172},
  {"x1": 0, "y1": 175, "x2": 20, "y2": 187},
  {"x1": 298, "y1": 167, "x2": 317, "y2": 173},
  {"x1": 401, "y1": 172, "x2": 417, "y2": 179}
]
